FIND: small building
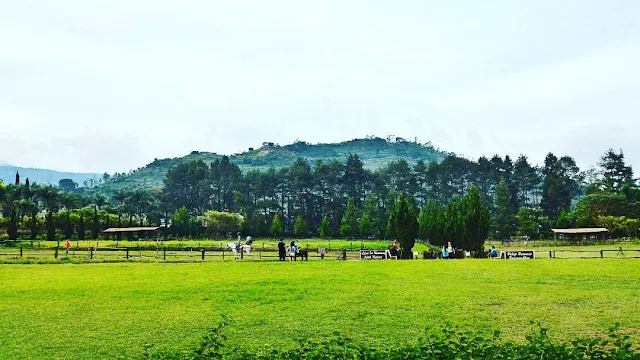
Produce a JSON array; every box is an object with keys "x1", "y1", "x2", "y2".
[
  {"x1": 103, "y1": 227, "x2": 161, "y2": 239},
  {"x1": 551, "y1": 228, "x2": 609, "y2": 242}
]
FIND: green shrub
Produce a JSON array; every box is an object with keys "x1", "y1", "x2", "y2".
[{"x1": 139, "y1": 320, "x2": 639, "y2": 360}]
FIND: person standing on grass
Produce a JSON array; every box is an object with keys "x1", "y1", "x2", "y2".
[
  {"x1": 64, "y1": 239, "x2": 71, "y2": 256},
  {"x1": 447, "y1": 241, "x2": 456, "y2": 258},
  {"x1": 278, "y1": 238, "x2": 286, "y2": 261},
  {"x1": 288, "y1": 241, "x2": 297, "y2": 261},
  {"x1": 390, "y1": 240, "x2": 399, "y2": 258},
  {"x1": 442, "y1": 246, "x2": 448, "y2": 259}
]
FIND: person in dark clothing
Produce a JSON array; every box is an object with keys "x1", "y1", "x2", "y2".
[{"x1": 278, "y1": 238, "x2": 286, "y2": 261}]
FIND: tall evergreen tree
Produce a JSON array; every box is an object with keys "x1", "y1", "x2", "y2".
[
  {"x1": 319, "y1": 217, "x2": 330, "y2": 238},
  {"x1": 540, "y1": 153, "x2": 580, "y2": 219},
  {"x1": 387, "y1": 193, "x2": 418, "y2": 259},
  {"x1": 340, "y1": 197, "x2": 360, "y2": 237},
  {"x1": 270, "y1": 213, "x2": 283, "y2": 238},
  {"x1": 461, "y1": 185, "x2": 490, "y2": 253},
  {"x1": 293, "y1": 215, "x2": 308, "y2": 238},
  {"x1": 493, "y1": 179, "x2": 515, "y2": 240},
  {"x1": 598, "y1": 149, "x2": 634, "y2": 193}
]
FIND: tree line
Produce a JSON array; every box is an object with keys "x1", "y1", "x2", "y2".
[{"x1": 1, "y1": 148, "x2": 638, "y2": 245}]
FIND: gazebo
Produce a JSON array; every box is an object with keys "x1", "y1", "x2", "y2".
[{"x1": 551, "y1": 228, "x2": 609, "y2": 242}]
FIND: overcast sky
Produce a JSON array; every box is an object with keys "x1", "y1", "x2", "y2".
[{"x1": 1, "y1": 1, "x2": 639, "y2": 174}]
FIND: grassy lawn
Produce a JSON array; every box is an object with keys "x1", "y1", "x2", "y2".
[{"x1": 0, "y1": 260, "x2": 638, "y2": 359}]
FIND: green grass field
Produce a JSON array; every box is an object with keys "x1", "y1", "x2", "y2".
[{"x1": 1, "y1": 259, "x2": 639, "y2": 359}]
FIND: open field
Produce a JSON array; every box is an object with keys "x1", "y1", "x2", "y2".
[{"x1": 0, "y1": 260, "x2": 639, "y2": 359}]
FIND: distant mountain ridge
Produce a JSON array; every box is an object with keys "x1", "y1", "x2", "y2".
[
  {"x1": 2, "y1": 137, "x2": 450, "y2": 192},
  {"x1": 94, "y1": 137, "x2": 449, "y2": 193},
  {"x1": 0, "y1": 165, "x2": 101, "y2": 187}
]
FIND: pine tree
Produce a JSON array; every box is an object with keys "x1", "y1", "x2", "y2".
[
  {"x1": 7, "y1": 205, "x2": 19, "y2": 240},
  {"x1": 387, "y1": 193, "x2": 418, "y2": 259},
  {"x1": 270, "y1": 213, "x2": 283, "y2": 238},
  {"x1": 319, "y1": 217, "x2": 330, "y2": 238},
  {"x1": 461, "y1": 185, "x2": 490, "y2": 253},
  {"x1": 493, "y1": 178, "x2": 515, "y2": 240},
  {"x1": 358, "y1": 212, "x2": 374, "y2": 237},
  {"x1": 78, "y1": 213, "x2": 86, "y2": 240},
  {"x1": 340, "y1": 197, "x2": 359, "y2": 237},
  {"x1": 92, "y1": 206, "x2": 99, "y2": 240},
  {"x1": 293, "y1": 215, "x2": 308, "y2": 238}
]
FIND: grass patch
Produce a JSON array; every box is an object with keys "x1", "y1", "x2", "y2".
[{"x1": 0, "y1": 260, "x2": 638, "y2": 359}]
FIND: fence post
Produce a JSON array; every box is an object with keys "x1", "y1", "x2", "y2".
[
  {"x1": 55, "y1": 248, "x2": 58, "y2": 259},
  {"x1": 201, "y1": 249, "x2": 205, "y2": 260},
  {"x1": 163, "y1": 249, "x2": 166, "y2": 261},
  {"x1": 126, "y1": 249, "x2": 129, "y2": 259},
  {"x1": 241, "y1": 250, "x2": 244, "y2": 259},
  {"x1": 549, "y1": 251, "x2": 552, "y2": 258},
  {"x1": 351, "y1": 242, "x2": 353, "y2": 251},
  {"x1": 600, "y1": 250, "x2": 604, "y2": 259},
  {"x1": 222, "y1": 249, "x2": 225, "y2": 261},
  {"x1": 259, "y1": 249, "x2": 262, "y2": 259},
  {"x1": 20, "y1": 247, "x2": 23, "y2": 257},
  {"x1": 89, "y1": 247, "x2": 93, "y2": 259}
]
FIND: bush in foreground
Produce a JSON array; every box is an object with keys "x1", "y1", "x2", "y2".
[{"x1": 138, "y1": 316, "x2": 638, "y2": 359}]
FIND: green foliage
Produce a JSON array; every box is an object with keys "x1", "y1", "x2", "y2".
[
  {"x1": 596, "y1": 215, "x2": 622, "y2": 234},
  {"x1": 387, "y1": 193, "x2": 418, "y2": 258},
  {"x1": 87, "y1": 137, "x2": 446, "y2": 195},
  {"x1": 293, "y1": 215, "x2": 309, "y2": 238},
  {"x1": 199, "y1": 211, "x2": 242, "y2": 237},
  {"x1": 340, "y1": 197, "x2": 359, "y2": 237},
  {"x1": 357, "y1": 211, "x2": 374, "y2": 237},
  {"x1": 269, "y1": 213, "x2": 283, "y2": 237},
  {"x1": 7, "y1": 205, "x2": 18, "y2": 240},
  {"x1": 516, "y1": 207, "x2": 547, "y2": 238},
  {"x1": 597, "y1": 149, "x2": 634, "y2": 193},
  {"x1": 540, "y1": 153, "x2": 580, "y2": 219},
  {"x1": 460, "y1": 185, "x2": 490, "y2": 252},
  {"x1": 555, "y1": 209, "x2": 572, "y2": 228},
  {"x1": 418, "y1": 188, "x2": 489, "y2": 253},
  {"x1": 493, "y1": 178, "x2": 515, "y2": 239},
  {"x1": 58, "y1": 178, "x2": 78, "y2": 192},
  {"x1": 318, "y1": 217, "x2": 330, "y2": 238},
  {"x1": 143, "y1": 321, "x2": 639, "y2": 360},
  {"x1": 620, "y1": 217, "x2": 640, "y2": 238}
]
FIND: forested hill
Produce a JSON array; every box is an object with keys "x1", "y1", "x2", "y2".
[
  {"x1": 0, "y1": 165, "x2": 101, "y2": 188},
  {"x1": 94, "y1": 137, "x2": 448, "y2": 193}
]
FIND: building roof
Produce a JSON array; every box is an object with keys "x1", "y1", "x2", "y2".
[
  {"x1": 103, "y1": 227, "x2": 160, "y2": 233},
  {"x1": 551, "y1": 228, "x2": 609, "y2": 234}
]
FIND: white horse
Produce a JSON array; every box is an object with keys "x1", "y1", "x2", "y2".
[{"x1": 225, "y1": 243, "x2": 252, "y2": 260}]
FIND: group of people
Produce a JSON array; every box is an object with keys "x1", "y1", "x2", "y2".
[
  {"x1": 278, "y1": 239, "x2": 300, "y2": 261},
  {"x1": 441, "y1": 242, "x2": 455, "y2": 259}
]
